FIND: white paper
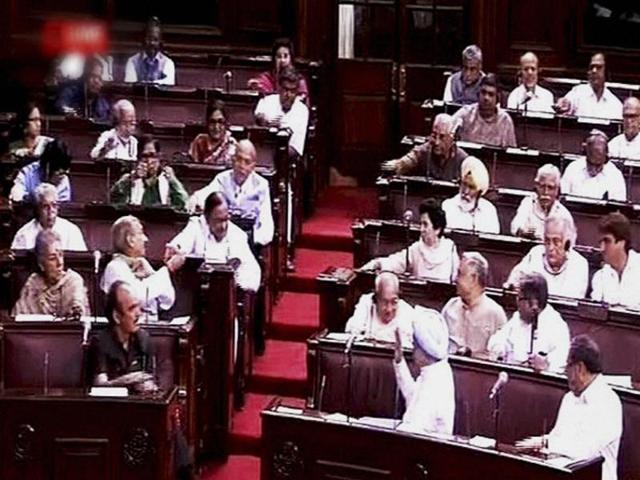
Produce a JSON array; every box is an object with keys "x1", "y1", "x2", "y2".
[
  {"x1": 89, "y1": 387, "x2": 128, "y2": 397},
  {"x1": 469, "y1": 435, "x2": 496, "y2": 448},
  {"x1": 170, "y1": 316, "x2": 190, "y2": 326},
  {"x1": 506, "y1": 147, "x2": 540, "y2": 156}
]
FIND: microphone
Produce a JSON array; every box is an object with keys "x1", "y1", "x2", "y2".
[
  {"x1": 224, "y1": 71, "x2": 233, "y2": 92},
  {"x1": 402, "y1": 209, "x2": 414, "y2": 223},
  {"x1": 318, "y1": 374, "x2": 327, "y2": 413},
  {"x1": 489, "y1": 371, "x2": 509, "y2": 400},
  {"x1": 344, "y1": 334, "x2": 358, "y2": 355},
  {"x1": 402, "y1": 209, "x2": 414, "y2": 274},
  {"x1": 93, "y1": 250, "x2": 101, "y2": 275},
  {"x1": 519, "y1": 90, "x2": 534, "y2": 107}
]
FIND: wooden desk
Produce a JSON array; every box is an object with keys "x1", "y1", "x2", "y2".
[
  {"x1": 261, "y1": 397, "x2": 602, "y2": 480},
  {"x1": 0, "y1": 387, "x2": 178, "y2": 480}
]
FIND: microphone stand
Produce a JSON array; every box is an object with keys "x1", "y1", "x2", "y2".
[
  {"x1": 404, "y1": 216, "x2": 411, "y2": 275},
  {"x1": 343, "y1": 340, "x2": 354, "y2": 423},
  {"x1": 529, "y1": 311, "x2": 539, "y2": 357},
  {"x1": 522, "y1": 98, "x2": 529, "y2": 149},
  {"x1": 492, "y1": 389, "x2": 502, "y2": 452}
]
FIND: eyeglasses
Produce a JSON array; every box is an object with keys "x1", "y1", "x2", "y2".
[
  {"x1": 208, "y1": 118, "x2": 226, "y2": 125},
  {"x1": 140, "y1": 152, "x2": 158, "y2": 159}
]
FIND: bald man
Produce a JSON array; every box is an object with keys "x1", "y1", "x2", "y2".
[
  {"x1": 90, "y1": 99, "x2": 138, "y2": 160},
  {"x1": 609, "y1": 96, "x2": 640, "y2": 160},
  {"x1": 507, "y1": 52, "x2": 554, "y2": 113},
  {"x1": 382, "y1": 113, "x2": 467, "y2": 181},
  {"x1": 188, "y1": 139, "x2": 274, "y2": 246}
]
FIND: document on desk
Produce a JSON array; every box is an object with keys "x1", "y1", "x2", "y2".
[{"x1": 89, "y1": 387, "x2": 128, "y2": 397}]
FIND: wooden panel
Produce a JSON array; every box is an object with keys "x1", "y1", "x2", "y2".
[{"x1": 53, "y1": 439, "x2": 111, "y2": 480}]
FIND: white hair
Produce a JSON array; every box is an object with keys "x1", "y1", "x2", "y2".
[
  {"x1": 545, "y1": 215, "x2": 577, "y2": 248},
  {"x1": 461, "y1": 251, "x2": 489, "y2": 288},
  {"x1": 535, "y1": 164, "x2": 561, "y2": 184},
  {"x1": 462, "y1": 45, "x2": 482, "y2": 64},
  {"x1": 375, "y1": 271, "x2": 400, "y2": 294},
  {"x1": 113, "y1": 99, "x2": 135, "y2": 123},
  {"x1": 433, "y1": 113, "x2": 456, "y2": 135},
  {"x1": 111, "y1": 215, "x2": 140, "y2": 254},
  {"x1": 34, "y1": 182, "x2": 58, "y2": 205}
]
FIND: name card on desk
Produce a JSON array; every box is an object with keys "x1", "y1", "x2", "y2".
[
  {"x1": 522, "y1": 111, "x2": 554, "y2": 120},
  {"x1": 577, "y1": 300, "x2": 608, "y2": 321},
  {"x1": 577, "y1": 116, "x2": 610, "y2": 126},
  {"x1": 89, "y1": 387, "x2": 128, "y2": 397},
  {"x1": 457, "y1": 141, "x2": 483, "y2": 151},
  {"x1": 506, "y1": 147, "x2": 540, "y2": 156}
]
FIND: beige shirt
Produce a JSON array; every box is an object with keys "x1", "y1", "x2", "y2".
[
  {"x1": 441, "y1": 293, "x2": 507, "y2": 355},
  {"x1": 452, "y1": 103, "x2": 517, "y2": 148},
  {"x1": 13, "y1": 269, "x2": 90, "y2": 317}
]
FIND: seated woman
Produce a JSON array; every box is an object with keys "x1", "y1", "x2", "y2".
[
  {"x1": 362, "y1": 198, "x2": 459, "y2": 283},
  {"x1": 247, "y1": 37, "x2": 310, "y2": 104},
  {"x1": 110, "y1": 135, "x2": 189, "y2": 209},
  {"x1": 12, "y1": 229, "x2": 89, "y2": 318},
  {"x1": 9, "y1": 100, "x2": 53, "y2": 159},
  {"x1": 188, "y1": 100, "x2": 237, "y2": 165}
]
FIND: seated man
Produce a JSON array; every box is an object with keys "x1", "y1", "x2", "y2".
[
  {"x1": 12, "y1": 183, "x2": 87, "y2": 251},
  {"x1": 452, "y1": 74, "x2": 517, "y2": 148},
  {"x1": 441, "y1": 252, "x2": 507, "y2": 356},
  {"x1": 167, "y1": 192, "x2": 261, "y2": 293},
  {"x1": 381, "y1": 113, "x2": 467, "y2": 181},
  {"x1": 187, "y1": 139, "x2": 274, "y2": 246},
  {"x1": 489, "y1": 273, "x2": 570, "y2": 372},
  {"x1": 92, "y1": 281, "x2": 157, "y2": 393},
  {"x1": 591, "y1": 212, "x2": 640, "y2": 309},
  {"x1": 13, "y1": 229, "x2": 89, "y2": 318},
  {"x1": 90, "y1": 99, "x2": 138, "y2": 161},
  {"x1": 110, "y1": 135, "x2": 188, "y2": 209},
  {"x1": 510, "y1": 164, "x2": 574, "y2": 240},
  {"x1": 554, "y1": 53, "x2": 622, "y2": 120},
  {"x1": 393, "y1": 307, "x2": 454, "y2": 435},
  {"x1": 516, "y1": 335, "x2": 622, "y2": 480},
  {"x1": 442, "y1": 156, "x2": 500, "y2": 233},
  {"x1": 443, "y1": 44, "x2": 484, "y2": 105},
  {"x1": 608, "y1": 96, "x2": 640, "y2": 160},
  {"x1": 506, "y1": 215, "x2": 588, "y2": 299},
  {"x1": 55, "y1": 55, "x2": 111, "y2": 122},
  {"x1": 101, "y1": 215, "x2": 184, "y2": 316},
  {"x1": 345, "y1": 271, "x2": 413, "y2": 347},
  {"x1": 255, "y1": 67, "x2": 309, "y2": 158},
  {"x1": 362, "y1": 199, "x2": 459, "y2": 283},
  {"x1": 10, "y1": 139, "x2": 72, "y2": 203},
  {"x1": 506, "y1": 52, "x2": 554, "y2": 113},
  {"x1": 561, "y1": 130, "x2": 626, "y2": 201},
  {"x1": 124, "y1": 17, "x2": 175, "y2": 85}
]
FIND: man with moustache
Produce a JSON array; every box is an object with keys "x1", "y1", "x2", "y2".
[
  {"x1": 507, "y1": 51, "x2": 554, "y2": 113},
  {"x1": 443, "y1": 45, "x2": 485, "y2": 105}
]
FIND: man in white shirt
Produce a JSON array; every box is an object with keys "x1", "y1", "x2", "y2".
[
  {"x1": 506, "y1": 215, "x2": 588, "y2": 299},
  {"x1": 608, "y1": 96, "x2": 640, "y2": 160},
  {"x1": 345, "y1": 271, "x2": 414, "y2": 347},
  {"x1": 591, "y1": 212, "x2": 640, "y2": 309},
  {"x1": 167, "y1": 192, "x2": 261, "y2": 293},
  {"x1": 255, "y1": 67, "x2": 309, "y2": 157},
  {"x1": 11, "y1": 183, "x2": 87, "y2": 251},
  {"x1": 392, "y1": 306, "x2": 455, "y2": 435},
  {"x1": 511, "y1": 164, "x2": 574, "y2": 240},
  {"x1": 442, "y1": 156, "x2": 500, "y2": 233},
  {"x1": 101, "y1": 215, "x2": 184, "y2": 316},
  {"x1": 561, "y1": 130, "x2": 627, "y2": 201},
  {"x1": 516, "y1": 335, "x2": 622, "y2": 480},
  {"x1": 90, "y1": 99, "x2": 138, "y2": 161},
  {"x1": 554, "y1": 53, "x2": 622, "y2": 120},
  {"x1": 489, "y1": 273, "x2": 570, "y2": 372},
  {"x1": 124, "y1": 17, "x2": 175, "y2": 86},
  {"x1": 187, "y1": 139, "x2": 274, "y2": 247},
  {"x1": 507, "y1": 52, "x2": 554, "y2": 113},
  {"x1": 443, "y1": 44, "x2": 484, "y2": 105}
]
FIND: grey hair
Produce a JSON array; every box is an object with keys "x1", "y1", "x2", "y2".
[
  {"x1": 545, "y1": 214, "x2": 577, "y2": 248},
  {"x1": 34, "y1": 182, "x2": 58, "y2": 205},
  {"x1": 113, "y1": 99, "x2": 135, "y2": 123},
  {"x1": 111, "y1": 215, "x2": 140, "y2": 253},
  {"x1": 535, "y1": 164, "x2": 561, "y2": 184},
  {"x1": 462, "y1": 45, "x2": 482, "y2": 64},
  {"x1": 34, "y1": 229, "x2": 62, "y2": 264},
  {"x1": 432, "y1": 113, "x2": 456, "y2": 136},
  {"x1": 375, "y1": 271, "x2": 400, "y2": 294},
  {"x1": 585, "y1": 129, "x2": 609, "y2": 151},
  {"x1": 461, "y1": 251, "x2": 489, "y2": 288}
]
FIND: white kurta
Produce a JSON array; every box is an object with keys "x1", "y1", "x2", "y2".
[
  {"x1": 506, "y1": 245, "x2": 589, "y2": 299},
  {"x1": 254, "y1": 95, "x2": 309, "y2": 156},
  {"x1": 560, "y1": 158, "x2": 627, "y2": 202},
  {"x1": 609, "y1": 133, "x2": 640, "y2": 161},
  {"x1": 100, "y1": 257, "x2": 175, "y2": 314},
  {"x1": 487, "y1": 304, "x2": 570, "y2": 372},
  {"x1": 564, "y1": 84, "x2": 623, "y2": 120},
  {"x1": 376, "y1": 238, "x2": 459, "y2": 283},
  {"x1": 442, "y1": 194, "x2": 500, "y2": 234},
  {"x1": 510, "y1": 196, "x2": 574, "y2": 241},
  {"x1": 124, "y1": 52, "x2": 175, "y2": 86},
  {"x1": 591, "y1": 249, "x2": 640, "y2": 309},
  {"x1": 168, "y1": 216, "x2": 261, "y2": 292},
  {"x1": 507, "y1": 84, "x2": 555, "y2": 113},
  {"x1": 547, "y1": 375, "x2": 622, "y2": 480},
  {"x1": 11, "y1": 217, "x2": 88, "y2": 251},
  {"x1": 394, "y1": 357, "x2": 455, "y2": 435},
  {"x1": 344, "y1": 292, "x2": 414, "y2": 348},
  {"x1": 90, "y1": 129, "x2": 138, "y2": 160}
]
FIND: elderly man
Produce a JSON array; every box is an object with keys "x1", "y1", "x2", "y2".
[
  {"x1": 167, "y1": 192, "x2": 260, "y2": 293},
  {"x1": 608, "y1": 96, "x2": 640, "y2": 160},
  {"x1": 441, "y1": 252, "x2": 507, "y2": 356},
  {"x1": 345, "y1": 271, "x2": 413, "y2": 347},
  {"x1": 561, "y1": 130, "x2": 626, "y2": 201},
  {"x1": 393, "y1": 306, "x2": 454, "y2": 435},
  {"x1": 382, "y1": 114, "x2": 467, "y2": 181},
  {"x1": 187, "y1": 139, "x2": 274, "y2": 246},
  {"x1": 452, "y1": 74, "x2": 517, "y2": 148},
  {"x1": 516, "y1": 335, "x2": 622, "y2": 480},
  {"x1": 489, "y1": 273, "x2": 570, "y2": 372},
  {"x1": 13, "y1": 229, "x2": 89, "y2": 318},
  {"x1": 101, "y1": 215, "x2": 184, "y2": 316},
  {"x1": 124, "y1": 17, "x2": 175, "y2": 85},
  {"x1": 510, "y1": 164, "x2": 574, "y2": 240},
  {"x1": 255, "y1": 67, "x2": 309, "y2": 157},
  {"x1": 90, "y1": 99, "x2": 138, "y2": 161},
  {"x1": 506, "y1": 215, "x2": 588, "y2": 299},
  {"x1": 10, "y1": 139, "x2": 72, "y2": 203},
  {"x1": 11, "y1": 183, "x2": 87, "y2": 251},
  {"x1": 591, "y1": 212, "x2": 640, "y2": 309},
  {"x1": 443, "y1": 45, "x2": 484, "y2": 105},
  {"x1": 554, "y1": 53, "x2": 622, "y2": 120},
  {"x1": 55, "y1": 55, "x2": 111, "y2": 122},
  {"x1": 442, "y1": 156, "x2": 500, "y2": 233},
  {"x1": 507, "y1": 52, "x2": 554, "y2": 113}
]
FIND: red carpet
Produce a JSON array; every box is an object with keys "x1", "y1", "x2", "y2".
[{"x1": 201, "y1": 186, "x2": 376, "y2": 479}]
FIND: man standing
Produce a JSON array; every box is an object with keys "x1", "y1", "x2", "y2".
[
  {"x1": 507, "y1": 52, "x2": 554, "y2": 113},
  {"x1": 608, "y1": 96, "x2": 640, "y2": 160},
  {"x1": 443, "y1": 45, "x2": 484, "y2": 105},
  {"x1": 90, "y1": 99, "x2": 138, "y2": 161}
]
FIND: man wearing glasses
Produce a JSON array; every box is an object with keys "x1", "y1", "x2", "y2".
[
  {"x1": 608, "y1": 96, "x2": 640, "y2": 160},
  {"x1": 90, "y1": 99, "x2": 138, "y2": 161}
]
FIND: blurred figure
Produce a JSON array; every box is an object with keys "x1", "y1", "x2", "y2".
[
  {"x1": 90, "y1": 99, "x2": 138, "y2": 161},
  {"x1": 55, "y1": 56, "x2": 111, "y2": 122},
  {"x1": 188, "y1": 100, "x2": 237, "y2": 165},
  {"x1": 443, "y1": 45, "x2": 484, "y2": 105},
  {"x1": 507, "y1": 52, "x2": 554, "y2": 113},
  {"x1": 124, "y1": 17, "x2": 175, "y2": 85},
  {"x1": 608, "y1": 96, "x2": 640, "y2": 160},
  {"x1": 9, "y1": 100, "x2": 52, "y2": 158}
]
